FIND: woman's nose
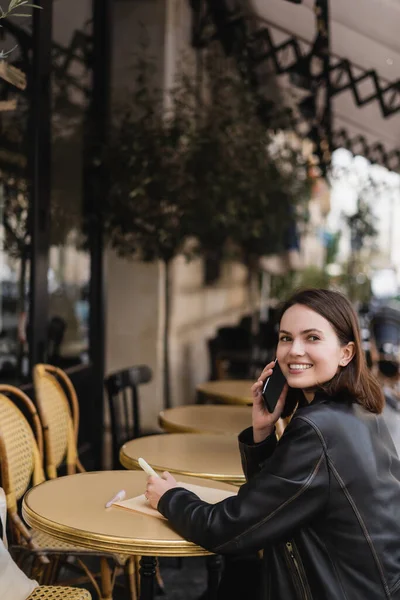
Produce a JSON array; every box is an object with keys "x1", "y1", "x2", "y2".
[{"x1": 289, "y1": 338, "x2": 305, "y2": 356}]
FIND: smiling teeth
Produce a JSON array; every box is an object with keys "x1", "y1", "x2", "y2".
[{"x1": 289, "y1": 364, "x2": 312, "y2": 370}]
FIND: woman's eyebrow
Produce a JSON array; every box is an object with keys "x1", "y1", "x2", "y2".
[{"x1": 279, "y1": 328, "x2": 323, "y2": 335}]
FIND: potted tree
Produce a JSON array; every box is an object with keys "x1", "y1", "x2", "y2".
[{"x1": 103, "y1": 51, "x2": 313, "y2": 407}]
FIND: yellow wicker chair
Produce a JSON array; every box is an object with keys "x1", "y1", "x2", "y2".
[
  {"x1": 33, "y1": 365, "x2": 85, "y2": 472},
  {"x1": 33, "y1": 367, "x2": 139, "y2": 599},
  {"x1": 33, "y1": 364, "x2": 85, "y2": 479},
  {"x1": 0, "y1": 386, "x2": 48, "y2": 561},
  {"x1": 28, "y1": 586, "x2": 91, "y2": 599},
  {"x1": 0, "y1": 386, "x2": 136, "y2": 600}
]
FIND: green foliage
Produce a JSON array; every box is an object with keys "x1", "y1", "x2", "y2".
[
  {"x1": 270, "y1": 266, "x2": 331, "y2": 303},
  {"x1": 0, "y1": 0, "x2": 42, "y2": 58},
  {"x1": 325, "y1": 230, "x2": 341, "y2": 265},
  {"x1": 103, "y1": 51, "x2": 312, "y2": 270},
  {"x1": 0, "y1": 0, "x2": 41, "y2": 19},
  {"x1": 297, "y1": 265, "x2": 331, "y2": 289},
  {"x1": 104, "y1": 57, "x2": 193, "y2": 264},
  {"x1": 270, "y1": 271, "x2": 297, "y2": 302},
  {"x1": 184, "y1": 53, "x2": 312, "y2": 267}
]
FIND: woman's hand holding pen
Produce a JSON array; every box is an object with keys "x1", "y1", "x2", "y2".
[
  {"x1": 251, "y1": 361, "x2": 288, "y2": 443},
  {"x1": 145, "y1": 472, "x2": 178, "y2": 509}
]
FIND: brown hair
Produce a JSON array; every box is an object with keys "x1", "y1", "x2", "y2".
[{"x1": 279, "y1": 288, "x2": 384, "y2": 415}]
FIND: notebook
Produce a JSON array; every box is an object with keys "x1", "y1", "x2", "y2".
[{"x1": 114, "y1": 482, "x2": 237, "y2": 520}]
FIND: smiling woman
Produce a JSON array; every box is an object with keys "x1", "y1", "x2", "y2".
[
  {"x1": 145, "y1": 288, "x2": 399, "y2": 600},
  {"x1": 277, "y1": 288, "x2": 384, "y2": 415},
  {"x1": 278, "y1": 304, "x2": 355, "y2": 401}
]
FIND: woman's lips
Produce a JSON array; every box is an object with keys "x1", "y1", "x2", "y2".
[{"x1": 287, "y1": 364, "x2": 313, "y2": 375}]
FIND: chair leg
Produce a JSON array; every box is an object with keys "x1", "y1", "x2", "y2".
[
  {"x1": 38, "y1": 557, "x2": 54, "y2": 586},
  {"x1": 100, "y1": 557, "x2": 114, "y2": 600},
  {"x1": 30, "y1": 556, "x2": 43, "y2": 583},
  {"x1": 155, "y1": 560, "x2": 165, "y2": 595},
  {"x1": 125, "y1": 557, "x2": 138, "y2": 600},
  {"x1": 47, "y1": 555, "x2": 61, "y2": 585},
  {"x1": 134, "y1": 556, "x2": 141, "y2": 597}
]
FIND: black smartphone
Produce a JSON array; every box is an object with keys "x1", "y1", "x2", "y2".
[{"x1": 261, "y1": 360, "x2": 287, "y2": 413}]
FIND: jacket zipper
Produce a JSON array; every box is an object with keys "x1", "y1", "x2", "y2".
[{"x1": 285, "y1": 541, "x2": 313, "y2": 600}]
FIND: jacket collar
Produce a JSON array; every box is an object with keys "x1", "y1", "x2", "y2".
[{"x1": 297, "y1": 390, "x2": 330, "y2": 408}]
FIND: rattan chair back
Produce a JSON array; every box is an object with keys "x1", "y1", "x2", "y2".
[
  {"x1": 33, "y1": 365, "x2": 78, "y2": 479},
  {"x1": 0, "y1": 386, "x2": 45, "y2": 511},
  {"x1": 0, "y1": 386, "x2": 46, "y2": 552},
  {"x1": 35, "y1": 364, "x2": 81, "y2": 442}
]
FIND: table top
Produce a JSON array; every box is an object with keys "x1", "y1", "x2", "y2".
[
  {"x1": 196, "y1": 380, "x2": 254, "y2": 405},
  {"x1": 159, "y1": 405, "x2": 252, "y2": 435},
  {"x1": 120, "y1": 433, "x2": 245, "y2": 485},
  {"x1": 22, "y1": 471, "x2": 236, "y2": 557}
]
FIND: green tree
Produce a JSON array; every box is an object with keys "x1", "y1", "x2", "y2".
[{"x1": 103, "y1": 52, "x2": 312, "y2": 407}]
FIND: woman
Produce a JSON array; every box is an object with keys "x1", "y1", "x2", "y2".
[{"x1": 146, "y1": 289, "x2": 400, "y2": 599}]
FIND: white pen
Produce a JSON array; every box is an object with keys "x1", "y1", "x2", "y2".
[
  {"x1": 138, "y1": 457, "x2": 160, "y2": 478},
  {"x1": 105, "y1": 489, "x2": 126, "y2": 508}
]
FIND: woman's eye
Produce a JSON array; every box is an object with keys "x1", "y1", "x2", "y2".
[
  {"x1": 279, "y1": 336, "x2": 291, "y2": 342},
  {"x1": 308, "y1": 335, "x2": 320, "y2": 341}
]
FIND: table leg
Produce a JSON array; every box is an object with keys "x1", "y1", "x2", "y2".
[
  {"x1": 139, "y1": 556, "x2": 157, "y2": 600},
  {"x1": 206, "y1": 554, "x2": 223, "y2": 600}
]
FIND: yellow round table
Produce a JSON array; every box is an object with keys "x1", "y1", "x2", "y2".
[
  {"x1": 196, "y1": 380, "x2": 254, "y2": 405},
  {"x1": 23, "y1": 471, "x2": 237, "y2": 599},
  {"x1": 120, "y1": 433, "x2": 245, "y2": 486},
  {"x1": 159, "y1": 405, "x2": 252, "y2": 435}
]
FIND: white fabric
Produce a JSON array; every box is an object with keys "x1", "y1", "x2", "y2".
[
  {"x1": 0, "y1": 487, "x2": 38, "y2": 600},
  {"x1": 0, "y1": 488, "x2": 7, "y2": 547}
]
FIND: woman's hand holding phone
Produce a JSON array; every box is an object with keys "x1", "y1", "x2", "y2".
[{"x1": 251, "y1": 361, "x2": 288, "y2": 443}]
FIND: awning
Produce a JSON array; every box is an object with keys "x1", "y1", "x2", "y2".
[{"x1": 249, "y1": 0, "x2": 400, "y2": 170}]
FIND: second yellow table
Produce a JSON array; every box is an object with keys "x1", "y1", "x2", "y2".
[
  {"x1": 159, "y1": 405, "x2": 252, "y2": 435},
  {"x1": 196, "y1": 380, "x2": 254, "y2": 405},
  {"x1": 120, "y1": 433, "x2": 245, "y2": 485}
]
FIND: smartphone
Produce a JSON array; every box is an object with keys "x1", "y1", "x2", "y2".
[{"x1": 261, "y1": 360, "x2": 287, "y2": 413}]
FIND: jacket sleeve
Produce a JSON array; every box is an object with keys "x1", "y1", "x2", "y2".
[
  {"x1": 238, "y1": 426, "x2": 278, "y2": 481},
  {"x1": 158, "y1": 416, "x2": 328, "y2": 555}
]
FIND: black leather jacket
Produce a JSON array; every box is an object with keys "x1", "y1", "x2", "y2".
[{"x1": 158, "y1": 392, "x2": 400, "y2": 599}]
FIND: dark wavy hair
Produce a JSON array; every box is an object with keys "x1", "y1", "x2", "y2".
[{"x1": 278, "y1": 288, "x2": 384, "y2": 416}]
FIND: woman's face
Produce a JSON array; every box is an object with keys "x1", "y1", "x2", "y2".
[{"x1": 276, "y1": 303, "x2": 354, "y2": 392}]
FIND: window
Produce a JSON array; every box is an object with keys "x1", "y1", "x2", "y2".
[{"x1": 48, "y1": 0, "x2": 92, "y2": 369}]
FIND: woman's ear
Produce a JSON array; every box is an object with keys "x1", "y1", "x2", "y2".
[{"x1": 340, "y1": 342, "x2": 355, "y2": 367}]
